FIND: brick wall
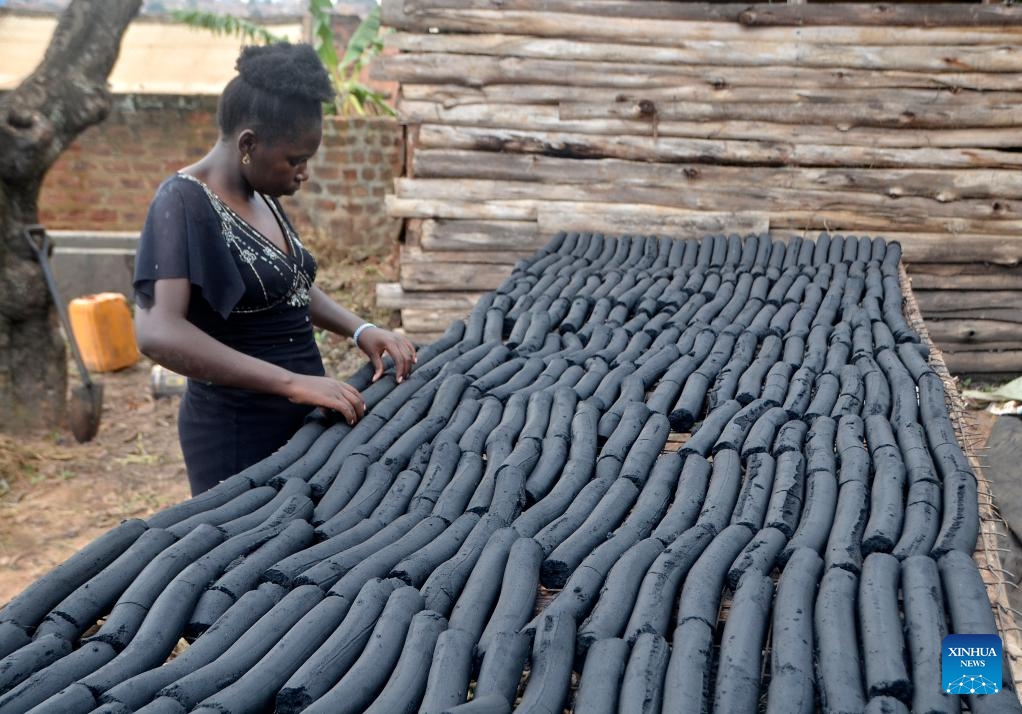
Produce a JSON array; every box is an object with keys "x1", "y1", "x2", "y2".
[
  {"x1": 40, "y1": 95, "x2": 221, "y2": 232},
  {"x1": 285, "y1": 117, "x2": 404, "y2": 261},
  {"x1": 38, "y1": 94, "x2": 404, "y2": 259}
]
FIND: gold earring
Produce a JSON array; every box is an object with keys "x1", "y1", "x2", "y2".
[{"x1": 242, "y1": 154, "x2": 251, "y2": 165}]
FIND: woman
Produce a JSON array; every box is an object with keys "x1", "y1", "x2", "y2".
[{"x1": 134, "y1": 42, "x2": 415, "y2": 496}]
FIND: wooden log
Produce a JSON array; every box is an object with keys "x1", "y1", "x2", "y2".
[
  {"x1": 413, "y1": 150, "x2": 1022, "y2": 205},
  {"x1": 414, "y1": 124, "x2": 1022, "y2": 170},
  {"x1": 920, "y1": 308, "x2": 1022, "y2": 323},
  {"x1": 536, "y1": 203, "x2": 768, "y2": 237},
  {"x1": 905, "y1": 263, "x2": 1022, "y2": 289},
  {"x1": 388, "y1": 33, "x2": 1022, "y2": 75},
  {"x1": 398, "y1": 100, "x2": 1022, "y2": 148},
  {"x1": 916, "y1": 289, "x2": 1022, "y2": 321},
  {"x1": 400, "y1": 247, "x2": 516, "y2": 291},
  {"x1": 923, "y1": 319, "x2": 1022, "y2": 344},
  {"x1": 941, "y1": 350, "x2": 1022, "y2": 374},
  {"x1": 377, "y1": 283, "x2": 484, "y2": 311},
  {"x1": 404, "y1": 218, "x2": 423, "y2": 248},
  {"x1": 737, "y1": 3, "x2": 1022, "y2": 28},
  {"x1": 387, "y1": 194, "x2": 537, "y2": 221},
  {"x1": 388, "y1": 1, "x2": 1022, "y2": 37},
  {"x1": 373, "y1": 53, "x2": 1022, "y2": 92},
  {"x1": 920, "y1": 340, "x2": 1022, "y2": 353},
  {"x1": 394, "y1": 177, "x2": 1022, "y2": 226},
  {"x1": 402, "y1": 307, "x2": 479, "y2": 333},
  {"x1": 421, "y1": 218, "x2": 544, "y2": 251},
  {"x1": 401, "y1": 245, "x2": 528, "y2": 265},
  {"x1": 401, "y1": 83, "x2": 1022, "y2": 110},
  {"x1": 561, "y1": 100, "x2": 1022, "y2": 129},
  {"x1": 404, "y1": 330, "x2": 447, "y2": 344},
  {"x1": 889, "y1": 234, "x2": 1022, "y2": 266}
]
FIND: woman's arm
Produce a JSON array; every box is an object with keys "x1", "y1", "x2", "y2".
[
  {"x1": 136, "y1": 278, "x2": 365, "y2": 424},
  {"x1": 308, "y1": 285, "x2": 417, "y2": 383}
]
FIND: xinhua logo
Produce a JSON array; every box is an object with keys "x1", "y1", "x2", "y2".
[{"x1": 942, "y1": 634, "x2": 1002, "y2": 695}]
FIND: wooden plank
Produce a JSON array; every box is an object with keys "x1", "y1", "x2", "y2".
[
  {"x1": 535, "y1": 203, "x2": 768, "y2": 237},
  {"x1": 388, "y1": 33, "x2": 1022, "y2": 74},
  {"x1": 398, "y1": 100, "x2": 1022, "y2": 148},
  {"x1": 941, "y1": 350, "x2": 1022, "y2": 374},
  {"x1": 412, "y1": 149, "x2": 1022, "y2": 203},
  {"x1": 389, "y1": 1, "x2": 1022, "y2": 37},
  {"x1": 415, "y1": 124, "x2": 1022, "y2": 170},
  {"x1": 394, "y1": 177, "x2": 1022, "y2": 227},
  {"x1": 924, "y1": 319, "x2": 1021, "y2": 345},
  {"x1": 376, "y1": 282, "x2": 484, "y2": 310},
  {"x1": 420, "y1": 218, "x2": 546, "y2": 251},
  {"x1": 373, "y1": 53, "x2": 1022, "y2": 92}
]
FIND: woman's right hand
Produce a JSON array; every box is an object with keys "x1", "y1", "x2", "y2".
[{"x1": 286, "y1": 374, "x2": 366, "y2": 425}]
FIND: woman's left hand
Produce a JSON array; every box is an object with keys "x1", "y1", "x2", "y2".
[{"x1": 358, "y1": 326, "x2": 417, "y2": 383}]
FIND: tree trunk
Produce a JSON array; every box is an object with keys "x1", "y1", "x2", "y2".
[{"x1": 0, "y1": 0, "x2": 142, "y2": 432}]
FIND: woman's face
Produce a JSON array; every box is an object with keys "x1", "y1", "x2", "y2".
[{"x1": 243, "y1": 122, "x2": 322, "y2": 197}]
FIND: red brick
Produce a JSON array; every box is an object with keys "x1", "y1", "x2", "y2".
[{"x1": 361, "y1": 167, "x2": 377, "y2": 181}]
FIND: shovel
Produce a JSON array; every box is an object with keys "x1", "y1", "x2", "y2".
[{"x1": 24, "y1": 224, "x2": 104, "y2": 443}]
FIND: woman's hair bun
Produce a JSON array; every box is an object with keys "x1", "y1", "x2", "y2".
[{"x1": 235, "y1": 42, "x2": 334, "y2": 104}]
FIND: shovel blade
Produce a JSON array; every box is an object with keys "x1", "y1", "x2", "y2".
[{"x1": 69, "y1": 381, "x2": 103, "y2": 443}]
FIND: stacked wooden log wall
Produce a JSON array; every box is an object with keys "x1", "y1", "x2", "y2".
[{"x1": 373, "y1": 0, "x2": 1022, "y2": 374}]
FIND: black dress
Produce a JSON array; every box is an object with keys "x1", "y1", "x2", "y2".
[{"x1": 134, "y1": 173, "x2": 325, "y2": 496}]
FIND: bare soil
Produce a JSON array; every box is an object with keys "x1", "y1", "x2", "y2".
[{"x1": 0, "y1": 257, "x2": 397, "y2": 606}]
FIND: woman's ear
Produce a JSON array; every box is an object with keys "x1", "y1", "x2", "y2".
[{"x1": 237, "y1": 129, "x2": 257, "y2": 158}]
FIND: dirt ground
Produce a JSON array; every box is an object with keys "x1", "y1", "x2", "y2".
[
  {"x1": 0, "y1": 258, "x2": 395, "y2": 606},
  {"x1": 0, "y1": 268, "x2": 1007, "y2": 606}
]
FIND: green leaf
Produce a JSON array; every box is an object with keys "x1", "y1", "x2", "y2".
[
  {"x1": 169, "y1": 9, "x2": 285, "y2": 45},
  {"x1": 308, "y1": 0, "x2": 340, "y2": 79},
  {"x1": 339, "y1": 6, "x2": 381, "y2": 70}
]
